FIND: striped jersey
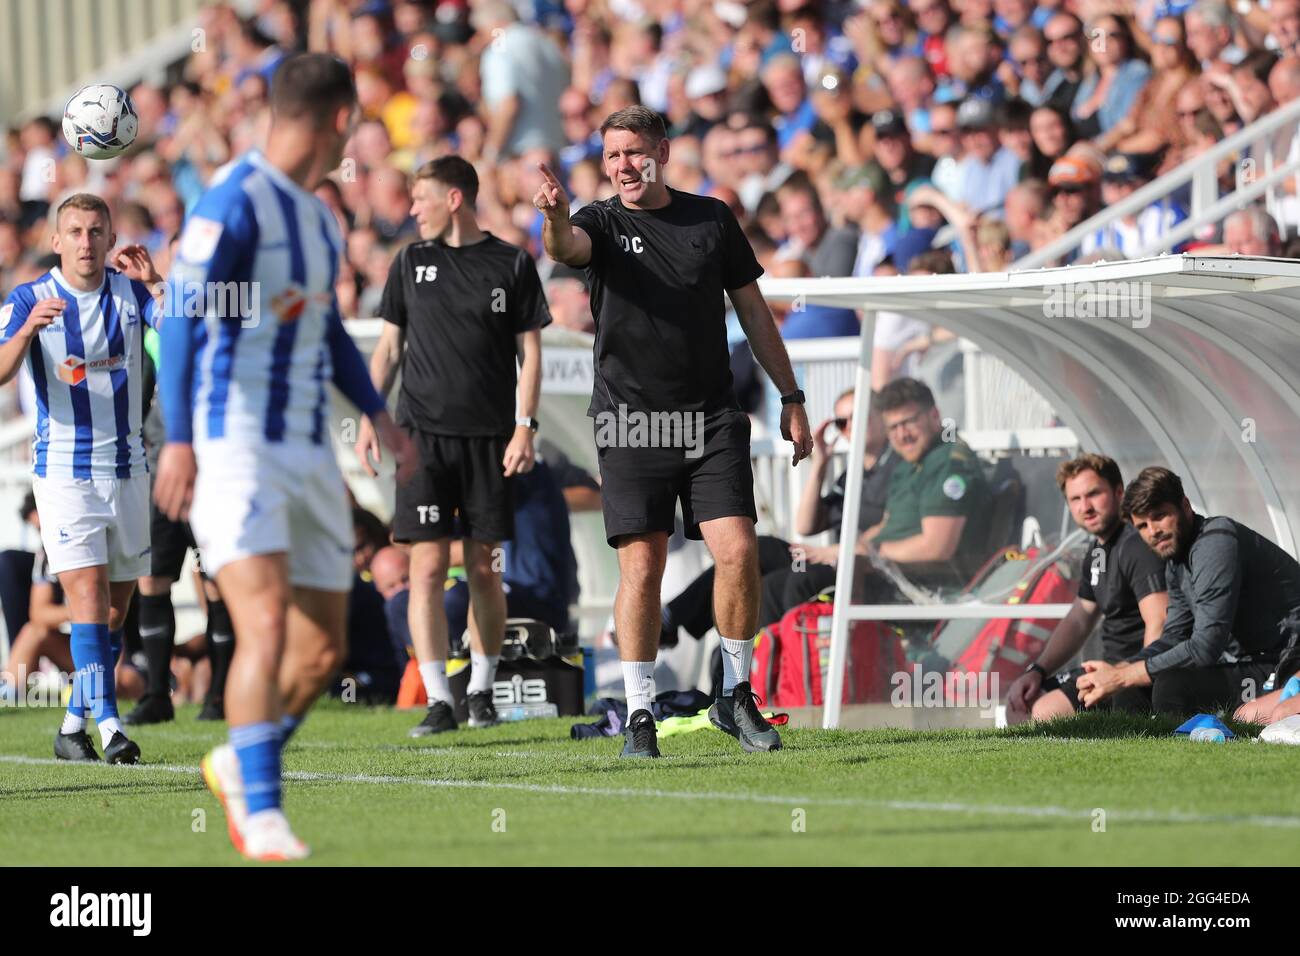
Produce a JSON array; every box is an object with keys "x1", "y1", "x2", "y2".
[
  {"x1": 0, "y1": 267, "x2": 158, "y2": 479},
  {"x1": 160, "y1": 149, "x2": 383, "y2": 448}
]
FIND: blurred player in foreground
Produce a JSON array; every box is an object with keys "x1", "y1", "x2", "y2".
[{"x1": 155, "y1": 53, "x2": 413, "y2": 861}]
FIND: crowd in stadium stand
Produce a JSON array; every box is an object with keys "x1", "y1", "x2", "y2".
[{"x1": 4, "y1": 0, "x2": 1300, "y2": 663}]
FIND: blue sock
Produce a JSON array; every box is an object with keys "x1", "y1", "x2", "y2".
[
  {"x1": 280, "y1": 713, "x2": 302, "y2": 746},
  {"x1": 69, "y1": 623, "x2": 113, "y2": 722},
  {"x1": 230, "y1": 722, "x2": 282, "y2": 815},
  {"x1": 104, "y1": 628, "x2": 124, "y2": 719}
]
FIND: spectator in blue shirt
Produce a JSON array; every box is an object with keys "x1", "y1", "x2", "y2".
[
  {"x1": 953, "y1": 98, "x2": 1023, "y2": 212},
  {"x1": 1072, "y1": 14, "x2": 1152, "y2": 139}
]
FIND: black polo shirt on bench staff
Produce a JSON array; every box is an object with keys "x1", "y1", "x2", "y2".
[
  {"x1": 569, "y1": 187, "x2": 764, "y2": 417},
  {"x1": 1077, "y1": 521, "x2": 1167, "y2": 663},
  {"x1": 380, "y1": 234, "x2": 551, "y2": 436}
]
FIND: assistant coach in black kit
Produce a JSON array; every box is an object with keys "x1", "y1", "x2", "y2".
[
  {"x1": 358, "y1": 156, "x2": 547, "y2": 738},
  {"x1": 535, "y1": 105, "x2": 813, "y2": 758}
]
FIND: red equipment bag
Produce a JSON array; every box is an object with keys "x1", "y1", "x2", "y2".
[
  {"x1": 769, "y1": 596, "x2": 907, "y2": 707},
  {"x1": 931, "y1": 545, "x2": 1082, "y2": 703}
]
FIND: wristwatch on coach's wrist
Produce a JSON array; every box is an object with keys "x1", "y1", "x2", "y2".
[
  {"x1": 516, "y1": 416, "x2": 539, "y2": 432},
  {"x1": 1026, "y1": 662, "x2": 1047, "y2": 679},
  {"x1": 780, "y1": 389, "x2": 806, "y2": 406}
]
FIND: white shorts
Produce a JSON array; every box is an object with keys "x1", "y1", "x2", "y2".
[
  {"x1": 32, "y1": 474, "x2": 152, "y2": 582},
  {"x1": 189, "y1": 440, "x2": 353, "y2": 592}
]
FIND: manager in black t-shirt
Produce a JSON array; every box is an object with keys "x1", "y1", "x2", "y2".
[
  {"x1": 357, "y1": 156, "x2": 550, "y2": 738},
  {"x1": 534, "y1": 105, "x2": 813, "y2": 758},
  {"x1": 1006, "y1": 454, "x2": 1168, "y2": 724}
]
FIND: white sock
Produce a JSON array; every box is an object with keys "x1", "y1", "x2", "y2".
[
  {"x1": 61, "y1": 712, "x2": 85, "y2": 734},
  {"x1": 468, "y1": 653, "x2": 500, "y2": 694},
  {"x1": 419, "y1": 661, "x2": 453, "y2": 705},
  {"x1": 720, "y1": 636, "x2": 754, "y2": 696},
  {"x1": 622, "y1": 661, "x2": 656, "y2": 716},
  {"x1": 97, "y1": 716, "x2": 123, "y2": 748}
]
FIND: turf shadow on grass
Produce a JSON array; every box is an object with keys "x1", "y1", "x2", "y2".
[{"x1": 999, "y1": 710, "x2": 1262, "y2": 740}]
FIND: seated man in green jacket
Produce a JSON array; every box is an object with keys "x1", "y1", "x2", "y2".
[{"x1": 856, "y1": 377, "x2": 992, "y2": 596}]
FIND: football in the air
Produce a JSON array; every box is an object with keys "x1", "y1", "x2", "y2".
[{"x1": 62, "y1": 84, "x2": 139, "y2": 159}]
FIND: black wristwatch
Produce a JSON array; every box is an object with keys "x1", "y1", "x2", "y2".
[
  {"x1": 516, "y1": 416, "x2": 539, "y2": 432},
  {"x1": 1026, "y1": 662, "x2": 1047, "y2": 679},
  {"x1": 780, "y1": 389, "x2": 806, "y2": 406}
]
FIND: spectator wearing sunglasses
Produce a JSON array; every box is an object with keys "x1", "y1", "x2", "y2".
[
  {"x1": 1006, "y1": 26, "x2": 1054, "y2": 107},
  {"x1": 1038, "y1": 12, "x2": 1087, "y2": 113}
]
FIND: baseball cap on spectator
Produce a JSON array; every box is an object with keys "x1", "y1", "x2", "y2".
[
  {"x1": 1047, "y1": 155, "x2": 1100, "y2": 188},
  {"x1": 687, "y1": 64, "x2": 729, "y2": 100},
  {"x1": 956, "y1": 98, "x2": 996, "y2": 130},
  {"x1": 871, "y1": 109, "x2": 908, "y2": 138},
  {"x1": 835, "y1": 163, "x2": 890, "y2": 196},
  {"x1": 889, "y1": 227, "x2": 940, "y2": 273},
  {"x1": 1102, "y1": 153, "x2": 1154, "y2": 183}
]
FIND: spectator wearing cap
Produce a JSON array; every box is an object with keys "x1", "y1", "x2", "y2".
[
  {"x1": 473, "y1": 0, "x2": 570, "y2": 161},
  {"x1": 1039, "y1": 12, "x2": 1087, "y2": 113},
  {"x1": 1080, "y1": 153, "x2": 1188, "y2": 259},
  {"x1": 1186, "y1": 0, "x2": 1248, "y2": 71},
  {"x1": 1036, "y1": 155, "x2": 1101, "y2": 262},
  {"x1": 887, "y1": 56, "x2": 937, "y2": 135},
  {"x1": 763, "y1": 53, "x2": 819, "y2": 152},
  {"x1": 866, "y1": 109, "x2": 937, "y2": 230},
  {"x1": 1071, "y1": 14, "x2": 1152, "y2": 140},
  {"x1": 777, "y1": 170, "x2": 861, "y2": 278},
  {"x1": 952, "y1": 97, "x2": 1022, "y2": 213},
  {"x1": 678, "y1": 64, "x2": 731, "y2": 141},
  {"x1": 843, "y1": 163, "x2": 900, "y2": 277}
]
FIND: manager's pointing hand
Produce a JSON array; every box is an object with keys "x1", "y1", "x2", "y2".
[{"x1": 533, "y1": 163, "x2": 570, "y2": 221}]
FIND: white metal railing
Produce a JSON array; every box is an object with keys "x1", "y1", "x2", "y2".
[{"x1": 1014, "y1": 95, "x2": 1300, "y2": 270}]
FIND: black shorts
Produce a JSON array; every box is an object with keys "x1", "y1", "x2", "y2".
[
  {"x1": 1043, "y1": 665, "x2": 1153, "y2": 714},
  {"x1": 594, "y1": 407, "x2": 757, "y2": 545},
  {"x1": 392, "y1": 431, "x2": 514, "y2": 543},
  {"x1": 149, "y1": 501, "x2": 198, "y2": 580}
]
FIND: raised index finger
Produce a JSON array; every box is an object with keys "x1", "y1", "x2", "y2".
[{"x1": 537, "y1": 163, "x2": 563, "y2": 188}]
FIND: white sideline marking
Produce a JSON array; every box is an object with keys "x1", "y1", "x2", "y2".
[{"x1": 2, "y1": 754, "x2": 1298, "y2": 829}]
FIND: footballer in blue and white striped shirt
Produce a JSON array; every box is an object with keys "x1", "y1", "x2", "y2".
[
  {"x1": 154, "y1": 52, "x2": 414, "y2": 861},
  {"x1": 0, "y1": 192, "x2": 165, "y2": 767}
]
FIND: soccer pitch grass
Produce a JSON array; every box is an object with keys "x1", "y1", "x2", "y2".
[{"x1": 2, "y1": 701, "x2": 1298, "y2": 866}]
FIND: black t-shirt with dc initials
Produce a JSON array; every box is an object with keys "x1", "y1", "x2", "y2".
[
  {"x1": 569, "y1": 187, "x2": 764, "y2": 417},
  {"x1": 380, "y1": 234, "x2": 551, "y2": 437}
]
